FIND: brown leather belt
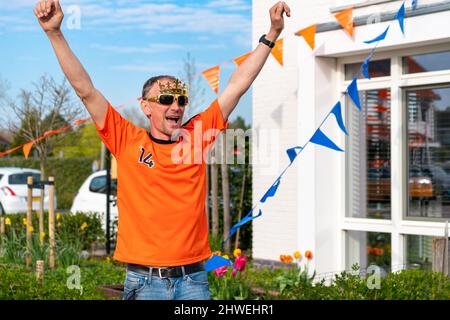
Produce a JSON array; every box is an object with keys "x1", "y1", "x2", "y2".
[{"x1": 127, "y1": 261, "x2": 205, "y2": 278}]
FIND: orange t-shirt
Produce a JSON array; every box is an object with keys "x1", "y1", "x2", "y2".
[{"x1": 95, "y1": 99, "x2": 228, "y2": 266}]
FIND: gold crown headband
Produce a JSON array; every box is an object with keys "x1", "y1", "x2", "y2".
[{"x1": 157, "y1": 79, "x2": 189, "y2": 95}]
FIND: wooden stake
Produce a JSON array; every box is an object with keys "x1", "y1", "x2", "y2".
[
  {"x1": 36, "y1": 260, "x2": 44, "y2": 282},
  {"x1": 48, "y1": 176, "x2": 56, "y2": 270},
  {"x1": 0, "y1": 216, "x2": 4, "y2": 235},
  {"x1": 26, "y1": 176, "x2": 33, "y2": 267}
]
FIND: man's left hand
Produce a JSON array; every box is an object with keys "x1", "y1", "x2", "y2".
[{"x1": 267, "y1": 1, "x2": 291, "y2": 40}]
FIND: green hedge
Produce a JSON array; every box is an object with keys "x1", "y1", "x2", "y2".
[{"x1": 0, "y1": 157, "x2": 96, "y2": 209}]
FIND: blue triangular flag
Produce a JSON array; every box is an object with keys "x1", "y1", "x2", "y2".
[
  {"x1": 412, "y1": 0, "x2": 417, "y2": 10},
  {"x1": 347, "y1": 77, "x2": 361, "y2": 110},
  {"x1": 364, "y1": 26, "x2": 390, "y2": 44},
  {"x1": 362, "y1": 58, "x2": 371, "y2": 79},
  {"x1": 261, "y1": 179, "x2": 281, "y2": 203},
  {"x1": 331, "y1": 102, "x2": 348, "y2": 135},
  {"x1": 396, "y1": 2, "x2": 405, "y2": 34},
  {"x1": 205, "y1": 254, "x2": 233, "y2": 272},
  {"x1": 223, "y1": 208, "x2": 263, "y2": 244},
  {"x1": 310, "y1": 128, "x2": 344, "y2": 152},
  {"x1": 286, "y1": 146, "x2": 303, "y2": 163}
]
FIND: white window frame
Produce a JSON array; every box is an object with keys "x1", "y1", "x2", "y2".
[{"x1": 337, "y1": 43, "x2": 450, "y2": 272}]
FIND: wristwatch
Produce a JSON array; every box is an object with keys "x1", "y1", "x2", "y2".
[{"x1": 259, "y1": 34, "x2": 275, "y2": 48}]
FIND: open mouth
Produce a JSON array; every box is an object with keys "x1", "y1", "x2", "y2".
[{"x1": 165, "y1": 116, "x2": 180, "y2": 125}]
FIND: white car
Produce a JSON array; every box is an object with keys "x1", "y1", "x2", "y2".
[
  {"x1": 0, "y1": 167, "x2": 57, "y2": 215},
  {"x1": 70, "y1": 170, "x2": 118, "y2": 230}
]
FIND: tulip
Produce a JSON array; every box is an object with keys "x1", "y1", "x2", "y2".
[
  {"x1": 305, "y1": 250, "x2": 313, "y2": 260},
  {"x1": 234, "y1": 255, "x2": 247, "y2": 272},
  {"x1": 294, "y1": 251, "x2": 301, "y2": 260},
  {"x1": 214, "y1": 266, "x2": 228, "y2": 277},
  {"x1": 5, "y1": 218, "x2": 11, "y2": 225},
  {"x1": 233, "y1": 248, "x2": 242, "y2": 258}
]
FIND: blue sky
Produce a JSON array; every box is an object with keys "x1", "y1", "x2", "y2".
[{"x1": 0, "y1": 0, "x2": 253, "y2": 126}]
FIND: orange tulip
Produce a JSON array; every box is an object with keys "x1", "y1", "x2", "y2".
[{"x1": 305, "y1": 250, "x2": 313, "y2": 260}]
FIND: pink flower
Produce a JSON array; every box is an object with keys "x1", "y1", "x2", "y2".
[
  {"x1": 214, "y1": 266, "x2": 228, "y2": 277},
  {"x1": 234, "y1": 255, "x2": 247, "y2": 272},
  {"x1": 232, "y1": 269, "x2": 236, "y2": 278}
]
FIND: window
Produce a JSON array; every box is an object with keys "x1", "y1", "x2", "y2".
[
  {"x1": 89, "y1": 176, "x2": 117, "y2": 195},
  {"x1": 405, "y1": 234, "x2": 434, "y2": 270},
  {"x1": 406, "y1": 86, "x2": 450, "y2": 219},
  {"x1": 403, "y1": 51, "x2": 450, "y2": 74},
  {"x1": 346, "y1": 231, "x2": 391, "y2": 272},
  {"x1": 345, "y1": 59, "x2": 391, "y2": 80},
  {"x1": 347, "y1": 89, "x2": 391, "y2": 219},
  {"x1": 8, "y1": 173, "x2": 41, "y2": 185}
]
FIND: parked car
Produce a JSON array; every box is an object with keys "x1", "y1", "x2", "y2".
[
  {"x1": 70, "y1": 170, "x2": 118, "y2": 231},
  {"x1": 0, "y1": 167, "x2": 57, "y2": 215}
]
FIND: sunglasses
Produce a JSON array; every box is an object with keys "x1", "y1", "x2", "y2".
[{"x1": 145, "y1": 94, "x2": 189, "y2": 107}]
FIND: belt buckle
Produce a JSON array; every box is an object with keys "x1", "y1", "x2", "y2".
[{"x1": 158, "y1": 268, "x2": 169, "y2": 278}]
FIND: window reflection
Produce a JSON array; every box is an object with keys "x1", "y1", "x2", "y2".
[
  {"x1": 407, "y1": 86, "x2": 450, "y2": 219},
  {"x1": 345, "y1": 59, "x2": 391, "y2": 80},
  {"x1": 347, "y1": 89, "x2": 391, "y2": 219},
  {"x1": 346, "y1": 231, "x2": 391, "y2": 273},
  {"x1": 403, "y1": 51, "x2": 450, "y2": 74}
]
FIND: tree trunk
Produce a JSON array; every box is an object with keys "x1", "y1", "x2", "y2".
[
  {"x1": 235, "y1": 164, "x2": 248, "y2": 250},
  {"x1": 221, "y1": 137, "x2": 231, "y2": 253},
  {"x1": 39, "y1": 155, "x2": 46, "y2": 246},
  {"x1": 205, "y1": 163, "x2": 210, "y2": 233},
  {"x1": 211, "y1": 162, "x2": 219, "y2": 238}
]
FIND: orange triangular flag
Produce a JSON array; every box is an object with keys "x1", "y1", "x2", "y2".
[
  {"x1": 23, "y1": 141, "x2": 35, "y2": 159},
  {"x1": 335, "y1": 7, "x2": 354, "y2": 37},
  {"x1": 233, "y1": 51, "x2": 252, "y2": 66},
  {"x1": 295, "y1": 24, "x2": 317, "y2": 50},
  {"x1": 271, "y1": 38, "x2": 284, "y2": 66},
  {"x1": 202, "y1": 65, "x2": 220, "y2": 94}
]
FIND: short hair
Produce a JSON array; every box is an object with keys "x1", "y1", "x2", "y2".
[{"x1": 142, "y1": 75, "x2": 177, "y2": 99}]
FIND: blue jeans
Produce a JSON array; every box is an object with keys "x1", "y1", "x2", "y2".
[{"x1": 123, "y1": 268, "x2": 211, "y2": 300}]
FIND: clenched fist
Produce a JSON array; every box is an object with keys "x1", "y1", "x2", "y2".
[{"x1": 34, "y1": 0, "x2": 64, "y2": 34}]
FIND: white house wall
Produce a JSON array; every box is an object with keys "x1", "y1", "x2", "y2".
[{"x1": 252, "y1": 0, "x2": 450, "y2": 274}]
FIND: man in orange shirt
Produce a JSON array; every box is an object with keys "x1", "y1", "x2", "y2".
[{"x1": 35, "y1": 0, "x2": 291, "y2": 300}]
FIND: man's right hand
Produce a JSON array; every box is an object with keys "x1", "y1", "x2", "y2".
[{"x1": 34, "y1": 0, "x2": 64, "y2": 34}]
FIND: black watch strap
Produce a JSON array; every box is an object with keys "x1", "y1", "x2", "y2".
[{"x1": 259, "y1": 34, "x2": 275, "y2": 48}]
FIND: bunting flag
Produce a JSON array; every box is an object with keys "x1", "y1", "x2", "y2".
[
  {"x1": 362, "y1": 58, "x2": 371, "y2": 79},
  {"x1": 286, "y1": 146, "x2": 303, "y2": 163},
  {"x1": 310, "y1": 128, "x2": 344, "y2": 152},
  {"x1": 261, "y1": 179, "x2": 281, "y2": 203},
  {"x1": 330, "y1": 102, "x2": 348, "y2": 135},
  {"x1": 347, "y1": 77, "x2": 361, "y2": 110},
  {"x1": 295, "y1": 24, "x2": 317, "y2": 50},
  {"x1": 335, "y1": 7, "x2": 354, "y2": 37},
  {"x1": 233, "y1": 51, "x2": 252, "y2": 66},
  {"x1": 202, "y1": 65, "x2": 220, "y2": 94},
  {"x1": 224, "y1": 208, "x2": 263, "y2": 244},
  {"x1": 74, "y1": 118, "x2": 90, "y2": 126},
  {"x1": 412, "y1": 0, "x2": 417, "y2": 10},
  {"x1": 397, "y1": 2, "x2": 405, "y2": 34},
  {"x1": 364, "y1": 26, "x2": 390, "y2": 44},
  {"x1": 271, "y1": 38, "x2": 284, "y2": 66},
  {"x1": 23, "y1": 141, "x2": 35, "y2": 159},
  {"x1": 205, "y1": 254, "x2": 234, "y2": 272},
  {"x1": 0, "y1": 146, "x2": 22, "y2": 158}
]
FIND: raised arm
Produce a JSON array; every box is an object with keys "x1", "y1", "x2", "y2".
[
  {"x1": 34, "y1": 0, "x2": 108, "y2": 129},
  {"x1": 218, "y1": 1, "x2": 291, "y2": 121}
]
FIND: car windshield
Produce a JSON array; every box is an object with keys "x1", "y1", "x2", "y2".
[{"x1": 8, "y1": 173, "x2": 41, "y2": 185}]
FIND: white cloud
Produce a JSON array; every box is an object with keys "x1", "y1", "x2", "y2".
[{"x1": 2, "y1": 0, "x2": 251, "y2": 34}]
